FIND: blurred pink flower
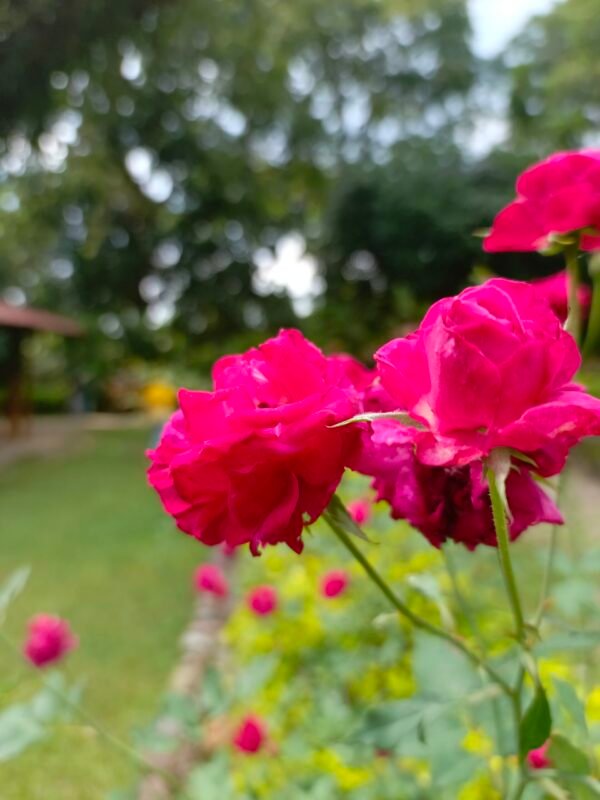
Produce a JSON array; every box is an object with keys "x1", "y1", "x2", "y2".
[
  {"x1": 321, "y1": 569, "x2": 349, "y2": 598},
  {"x1": 233, "y1": 714, "x2": 267, "y2": 754},
  {"x1": 527, "y1": 741, "x2": 551, "y2": 770},
  {"x1": 484, "y1": 150, "x2": 600, "y2": 252},
  {"x1": 533, "y1": 270, "x2": 592, "y2": 324},
  {"x1": 247, "y1": 585, "x2": 278, "y2": 616},
  {"x1": 23, "y1": 615, "x2": 77, "y2": 668},
  {"x1": 347, "y1": 498, "x2": 372, "y2": 525},
  {"x1": 148, "y1": 330, "x2": 361, "y2": 555},
  {"x1": 194, "y1": 564, "x2": 229, "y2": 597}
]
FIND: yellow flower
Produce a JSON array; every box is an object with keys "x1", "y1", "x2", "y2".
[
  {"x1": 458, "y1": 774, "x2": 501, "y2": 800},
  {"x1": 313, "y1": 749, "x2": 372, "y2": 791},
  {"x1": 462, "y1": 728, "x2": 494, "y2": 757},
  {"x1": 538, "y1": 658, "x2": 575, "y2": 686},
  {"x1": 586, "y1": 686, "x2": 600, "y2": 722}
]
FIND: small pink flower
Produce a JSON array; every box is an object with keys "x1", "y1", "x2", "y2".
[
  {"x1": 23, "y1": 615, "x2": 77, "y2": 668},
  {"x1": 194, "y1": 564, "x2": 229, "y2": 597},
  {"x1": 247, "y1": 585, "x2": 278, "y2": 616},
  {"x1": 484, "y1": 150, "x2": 600, "y2": 252},
  {"x1": 321, "y1": 570, "x2": 349, "y2": 598},
  {"x1": 347, "y1": 498, "x2": 372, "y2": 525},
  {"x1": 233, "y1": 714, "x2": 267, "y2": 754},
  {"x1": 527, "y1": 741, "x2": 551, "y2": 770},
  {"x1": 533, "y1": 270, "x2": 592, "y2": 324},
  {"x1": 222, "y1": 541, "x2": 238, "y2": 559}
]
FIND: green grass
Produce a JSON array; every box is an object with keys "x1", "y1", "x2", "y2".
[{"x1": 0, "y1": 428, "x2": 201, "y2": 799}]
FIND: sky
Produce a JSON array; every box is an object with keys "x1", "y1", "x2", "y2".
[{"x1": 469, "y1": 0, "x2": 559, "y2": 57}]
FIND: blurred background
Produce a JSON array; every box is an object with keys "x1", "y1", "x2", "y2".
[
  {"x1": 1, "y1": 0, "x2": 597, "y2": 414},
  {"x1": 1, "y1": 1, "x2": 600, "y2": 799}
]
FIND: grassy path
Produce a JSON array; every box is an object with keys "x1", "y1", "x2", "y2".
[{"x1": 0, "y1": 428, "x2": 199, "y2": 799}]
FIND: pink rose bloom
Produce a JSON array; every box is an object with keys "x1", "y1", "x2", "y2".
[
  {"x1": 233, "y1": 714, "x2": 267, "y2": 754},
  {"x1": 375, "y1": 279, "x2": 600, "y2": 474},
  {"x1": 23, "y1": 615, "x2": 77, "y2": 668},
  {"x1": 194, "y1": 564, "x2": 229, "y2": 597},
  {"x1": 527, "y1": 741, "x2": 551, "y2": 770},
  {"x1": 247, "y1": 585, "x2": 278, "y2": 616},
  {"x1": 355, "y1": 421, "x2": 562, "y2": 549},
  {"x1": 484, "y1": 150, "x2": 600, "y2": 252},
  {"x1": 147, "y1": 330, "x2": 360, "y2": 555},
  {"x1": 347, "y1": 498, "x2": 372, "y2": 525},
  {"x1": 321, "y1": 569, "x2": 350, "y2": 598},
  {"x1": 533, "y1": 270, "x2": 592, "y2": 324}
]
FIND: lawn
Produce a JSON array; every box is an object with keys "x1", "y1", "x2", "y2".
[{"x1": 0, "y1": 427, "x2": 200, "y2": 800}]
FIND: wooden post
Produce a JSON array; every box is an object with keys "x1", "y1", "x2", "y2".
[{"x1": 5, "y1": 329, "x2": 28, "y2": 438}]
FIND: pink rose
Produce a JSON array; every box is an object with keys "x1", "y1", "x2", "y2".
[
  {"x1": 233, "y1": 714, "x2": 267, "y2": 754},
  {"x1": 347, "y1": 498, "x2": 372, "y2": 526},
  {"x1": 527, "y1": 741, "x2": 551, "y2": 770},
  {"x1": 247, "y1": 585, "x2": 278, "y2": 616},
  {"x1": 194, "y1": 564, "x2": 229, "y2": 597},
  {"x1": 484, "y1": 151, "x2": 600, "y2": 252},
  {"x1": 533, "y1": 270, "x2": 592, "y2": 324},
  {"x1": 147, "y1": 330, "x2": 360, "y2": 555},
  {"x1": 321, "y1": 569, "x2": 349, "y2": 598},
  {"x1": 355, "y1": 421, "x2": 562, "y2": 549},
  {"x1": 23, "y1": 615, "x2": 77, "y2": 668},
  {"x1": 375, "y1": 279, "x2": 600, "y2": 473}
]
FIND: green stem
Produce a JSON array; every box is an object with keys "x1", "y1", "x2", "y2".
[
  {"x1": 323, "y1": 508, "x2": 513, "y2": 696},
  {"x1": 535, "y1": 522, "x2": 559, "y2": 627},
  {"x1": 565, "y1": 242, "x2": 581, "y2": 345},
  {"x1": 583, "y1": 268, "x2": 600, "y2": 358},
  {"x1": 486, "y1": 468, "x2": 526, "y2": 644}
]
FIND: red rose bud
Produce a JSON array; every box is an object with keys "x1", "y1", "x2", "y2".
[
  {"x1": 23, "y1": 614, "x2": 77, "y2": 668},
  {"x1": 321, "y1": 569, "x2": 349, "y2": 598},
  {"x1": 194, "y1": 564, "x2": 229, "y2": 597},
  {"x1": 527, "y1": 742, "x2": 551, "y2": 770},
  {"x1": 233, "y1": 714, "x2": 267, "y2": 754},
  {"x1": 247, "y1": 585, "x2": 278, "y2": 616},
  {"x1": 347, "y1": 498, "x2": 372, "y2": 525}
]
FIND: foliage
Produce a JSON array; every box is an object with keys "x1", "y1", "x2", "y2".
[
  {"x1": 0, "y1": 428, "x2": 199, "y2": 799},
  {"x1": 1, "y1": 0, "x2": 478, "y2": 373},
  {"x1": 507, "y1": 0, "x2": 600, "y2": 150},
  {"x1": 128, "y1": 471, "x2": 600, "y2": 799}
]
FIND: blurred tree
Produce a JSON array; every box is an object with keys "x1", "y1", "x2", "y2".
[
  {"x1": 0, "y1": 0, "x2": 478, "y2": 369},
  {"x1": 507, "y1": 0, "x2": 600, "y2": 150},
  {"x1": 311, "y1": 143, "x2": 562, "y2": 356}
]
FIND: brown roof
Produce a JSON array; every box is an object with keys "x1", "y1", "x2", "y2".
[{"x1": 0, "y1": 302, "x2": 84, "y2": 336}]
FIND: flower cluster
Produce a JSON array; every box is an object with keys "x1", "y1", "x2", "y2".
[{"x1": 149, "y1": 152, "x2": 600, "y2": 553}]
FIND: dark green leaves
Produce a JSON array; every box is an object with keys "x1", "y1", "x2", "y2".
[{"x1": 519, "y1": 684, "x2": 552, "y2": 760}]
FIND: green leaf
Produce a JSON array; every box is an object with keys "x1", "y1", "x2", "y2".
[
  {"x1": 407, "y1": 574, "x2": 454, "y2": 630},
  {"x1": 351, "y1": 699, "x2": 442, "y2": 749},
  {"x1": 325, "y1": 494, "x2": 372, "y2": 543},
  {"x1": 330, "y1": 411, "x2": 422, "y2": 428},
  {"x1": 552, "y1": 678, "x2": 588, "y2": 736},
  {"x1": 548, "y1": 734, "x2": 590, "y2": 775},
  {"x1": 535, "y1": 630, "x2": 600, "y2": 655},
  {"x1": 519, "y1": 684, "x2": 552, "y2": 759},
  {"x1": 0, "y1": 705, "x2": 45, "y2": 761},
  {"x1": 412, "y1": 633, "x2": 480, "y2": 700},
  {"x1": 0, "y1": 567, "x2": 30, "y2": 620}
]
